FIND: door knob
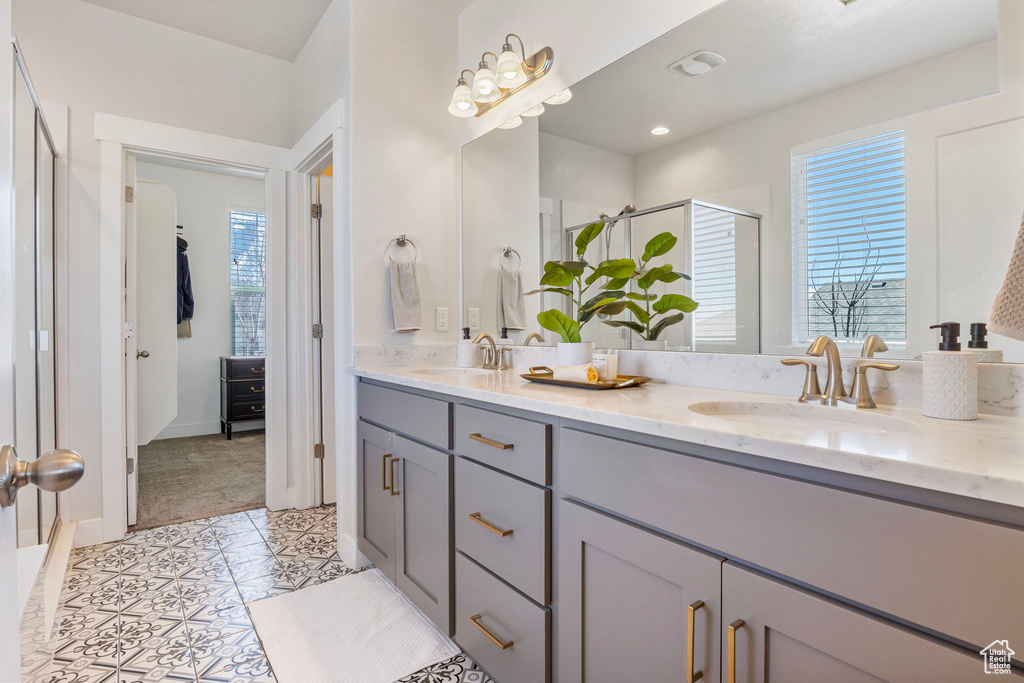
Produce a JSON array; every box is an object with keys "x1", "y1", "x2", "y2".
[
  {"x1": 137, "y1": 350, "x2": 150, "y2": 358},
  {"x1": 0, "y1": 444, "x2": 85, "y2": 507}
]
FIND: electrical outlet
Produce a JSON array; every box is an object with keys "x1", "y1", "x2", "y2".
[
  {"x1": 468, "y1": 308, "x2": 481, "y2": 331},
  {"x1": 435, "y1": 307, "x2": 450, "y2": 332}
]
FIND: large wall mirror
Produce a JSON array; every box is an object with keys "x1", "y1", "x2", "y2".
[{"x1": 462, "y1": 0, "x2": 1024, "y2": 361}]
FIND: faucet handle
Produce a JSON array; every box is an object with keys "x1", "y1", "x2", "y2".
[
  {"x1": 780, "y1": 359, "x2": 822, "y2": 403},
  {"x1": 842, "y1": 362, "x2": 900, "y2": 409}
]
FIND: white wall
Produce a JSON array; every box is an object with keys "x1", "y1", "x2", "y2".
[
  {"x1": 12, "y1": 0, "x2": 293, "y2": 528},
  {"x1": 291, "y1": 0, "x2": 351, "y2": 143},
  {"x1": 136, "y1": 162, "x2": 266, "y2": 439},
  {"x1": 539, "y1": 132, "x2": 634, "y2": 211},
  {"x1": 631, "y1": 41, "x2": 1000, "y2": 355}
]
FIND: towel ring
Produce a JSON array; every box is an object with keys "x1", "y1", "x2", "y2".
[
  {"x1": 500, "y1": 246, "x2": 522, "y2": 269},
  {"x1": 386, "y1": 234, "x2": 419, "y2": 262}
]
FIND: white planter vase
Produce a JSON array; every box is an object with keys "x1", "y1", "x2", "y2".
[
  {"x1": 557, "y1": 342, "x2": 594, "y2": 366},
  {"x1": 632, "y1": 339, "x2": 669, "y2": 351}
]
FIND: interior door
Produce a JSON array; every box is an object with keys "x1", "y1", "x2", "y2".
[{"x1": 312, "y1": 169, "x2": 337, "y2": 506}]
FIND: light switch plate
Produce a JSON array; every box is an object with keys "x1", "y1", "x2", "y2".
[
  {"x1": 436, "y1": 307, "x2": 450, "y2": 332},
  {"x1": 467, "y1": 308, "x2": 480, "y2": 331}
]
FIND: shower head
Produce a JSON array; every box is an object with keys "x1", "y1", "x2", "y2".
[{"x1": 619, "y1": 205, "x2": 636, "y2": 215}]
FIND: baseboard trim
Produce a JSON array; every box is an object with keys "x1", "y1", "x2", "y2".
[
  {"x1": 337, "y1": 531, "x2": 371, "y2": 568},
  {"x1": 155, "y1": 420, "x2": 266, "y2": 440},
  {"x1": 73, "y1": 517, "x2": 108, "y2": 549}
]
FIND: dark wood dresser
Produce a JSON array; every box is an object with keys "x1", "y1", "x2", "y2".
[{"x1": 220, "y1": 356, "x2": 265, "y2": 439}]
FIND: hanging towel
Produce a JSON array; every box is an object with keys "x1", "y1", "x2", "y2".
[
  {"x1": 990, "y1": 209, "x2": 1024, "y2": 341},
  {"x1": 389, "y1": 261, "x2": 422, "y2": 332},
  {"x1": 496, "y1": 263, "x2": 526, "y2": 331}
]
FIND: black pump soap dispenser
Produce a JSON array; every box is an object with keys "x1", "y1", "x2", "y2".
[
  {"x1": 967, "y1": 322, "x2": 1004, "y2": 363},
  {"x1": 922, "y1": 321, "x2": 978, "y2": 420}
]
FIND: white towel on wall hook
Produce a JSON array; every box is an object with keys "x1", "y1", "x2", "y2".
[
  {"x1": 389, "y1": 260, "x2": 422, "y2": 332},
  {"x1": 990, "y1": 209, "x2": 1024, "y2": 341},
  {"x1": 496, "y1": 261, "x2": 526, "y2": 331}
]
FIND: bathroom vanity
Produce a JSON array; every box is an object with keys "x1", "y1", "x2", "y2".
[{"x1": 354, "y1": 367, "x2": 1024, "y2": 682}]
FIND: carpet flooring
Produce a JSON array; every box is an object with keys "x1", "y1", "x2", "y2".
[{"x1": 132, "y1": 429, "x2": 266, "y2": 531}]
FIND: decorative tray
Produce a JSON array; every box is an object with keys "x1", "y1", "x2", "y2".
[{"x1": 520, "y1": 366, "x2": 652, "y2": 390}]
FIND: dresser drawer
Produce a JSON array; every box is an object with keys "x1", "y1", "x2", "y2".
[
  {"x1": 455, "y1": 552, "x2": 550, "y2": 683},
  {"x1": 228, "y1": 400, "x2": 265, "y2": 421},
  {"x1": 225, "y1": 379, "x2": 265, "y2": 402},
  {"x1": 559, "y1": 427, "x2": 1024, "y2": 651},
  {"x1": 455, "y1": 457, "x2": 550, "y2": 604},
  {"x1": 359, "y1": 382, "x2": 452, "y2": 450},
  {"x1": 455, "y1": 404, "x2": 551, "y2": 485},
  {"x1": 221, "y1": 356, "x2": 265, "y2": 380}
]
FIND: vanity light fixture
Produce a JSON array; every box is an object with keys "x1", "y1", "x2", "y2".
[
  {"x1": 521, "y1": 102, "x2": 545, "y2": 117},
  {"x1": 449, "y1": 33, "x2": 554, "y2": 118},
  {"x1": 544, "y1": 88, "x2": 573, "y2": 105},
  {"x1": 650, "y1": 126, "x2": 670, "y2": 135},
  {"x1": 498, "y1": 116, "x2": 523, "y2": 129}
]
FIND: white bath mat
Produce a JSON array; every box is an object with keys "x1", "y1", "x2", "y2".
[{"x1": 248, "y1": 569, "x2": 460, "y2": 683}]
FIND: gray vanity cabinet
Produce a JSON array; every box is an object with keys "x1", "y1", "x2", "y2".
[
  {"x1": 356, "y1": 419, "x2": 397, "y2": 581},
  {"x1": 721, "y1": 562, "x2": 996, "y2": 682},
  {"x1": 558, "y1": 499, "x2": 723, "y2": 683},
  {"x1": 394, "y1": 434, "x2": 453, "y2": 634}
]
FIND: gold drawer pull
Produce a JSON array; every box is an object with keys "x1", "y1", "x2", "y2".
[
  {"x1": 389, "y1": 457, "x2": 400, "y2": 496},
  {"x1": 250, "y1": 386, "x2": 264, "y2": 393},
  {"x1": 382, "y1": 454, "x2": 392, "y2": 491},
  {"x1": 250, "y1": 406, "x2": 265, "y2": 413},
  {"x1": 469, "y1": 433, "x2": 513, "y2": 450},
  {"x1": 469, "y1": 614, "x2": 513, "y2": 650},
  {"x1": 251, "y1": 367, "x2": 264, "y2": 373},
  {"x1": 728, "y1": 619, "x2": 744, "y2": 683},
  {"x1": 469, "y1": 512, "x2": 513, "y2": 537},
  {"x1": 687, "y1": 600, "x2": 704, "y2": 682}
]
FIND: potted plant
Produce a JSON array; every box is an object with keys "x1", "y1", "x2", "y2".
[
  {"x1": 600, "y1": 231, "x2": 698, "y2": 350},
  {"x1": 526, "y1": 221, "x2": 633, "y2": 365}
]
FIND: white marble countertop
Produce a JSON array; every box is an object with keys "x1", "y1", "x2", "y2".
[{"x1": 351, "y1": 365, "x2": 1024, "y2": 508}]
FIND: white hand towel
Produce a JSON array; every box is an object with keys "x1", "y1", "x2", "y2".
[
  {"x1": 389, "y1": 261, "x2": 422, "y2": 332},
  {"x1": 990, "y1": 210, "x2": 1024, "y2": 341},
  {"x1": 496, "y1": 264, "x2": 526, "y2": 331}
]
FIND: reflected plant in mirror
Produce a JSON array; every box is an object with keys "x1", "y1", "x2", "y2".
[
  {"x1": 527, "y1": 221, "x2": 633, "y2": 343},
  {"x1": 601, "y1": 231, "x2": 698, "y2": 345}
]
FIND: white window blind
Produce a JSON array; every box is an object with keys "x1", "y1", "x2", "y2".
[
  {"x1": 692, "y1": 205, "x2": 738, "y2": 342},
  {"x1": 792, "y1": 130, "x2": 906, "y2": 344},
  {"x1": 230, "y1": 210, "x2": 266, "y2": 356}
]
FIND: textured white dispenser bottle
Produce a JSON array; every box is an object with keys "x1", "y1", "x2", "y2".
[
  {"x1": 456, "y1": 327, "x2": 479, "y2": 368},
  {"x1": 922, "y1": 322, "x2": 978, "y2": 421}
]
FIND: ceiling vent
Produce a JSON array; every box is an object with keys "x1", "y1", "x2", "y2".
[{"x1": 668, "y1": 50, "x2": 727, "y2": 77}]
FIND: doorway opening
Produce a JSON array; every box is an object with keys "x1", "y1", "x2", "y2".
[{"x1": 126, "y1": 153, "x2": 270, "y2": 530}]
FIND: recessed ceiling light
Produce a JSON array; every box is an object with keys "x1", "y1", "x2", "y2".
[
  {"x1": 650, "y1": 127, "x2": 670, "y2": 136},
  {"x1": 668, "y1": 50, "x2": 726, "y2": 77}
]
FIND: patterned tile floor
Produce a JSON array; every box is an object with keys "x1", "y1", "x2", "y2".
[{"x1": 39, "y1": 506, "x2": 495, "y2": 683}]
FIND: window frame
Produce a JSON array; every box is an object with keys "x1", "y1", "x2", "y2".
[{"x1": 229, "y1": 206, "x2": 267, "y2": 357}]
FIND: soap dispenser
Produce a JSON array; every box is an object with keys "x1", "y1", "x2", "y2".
[
  {"x1": 456, "y1": 327, "x2": 478, "y2": 368},
  {"x1": 922, "y1": 322, "x2": 978, "y2": 420},
  {"x1": 967, "y1": 322, "x2": 1004, "y2": 363}
]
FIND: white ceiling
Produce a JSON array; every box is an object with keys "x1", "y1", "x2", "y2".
[
  {"x1": 539, "y1": 0, "x2": 997, "y2": 156},
  {"x1": 79, "y1": 0, "x2": 333, "y2": 62}
]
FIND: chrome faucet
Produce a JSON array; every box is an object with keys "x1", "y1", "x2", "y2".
[
  {"x1": 473, "y1": 333, "x2": 498, "y2": 369},
  {"x1": 806, "y1": 335, "x2": 847, "y2": 405},
  {"x1": 859, "y1": 334, "x2": 889, "y2": 358},
  {"x1": 524, "y1": 332, "x2": 545, "y2": 346}
]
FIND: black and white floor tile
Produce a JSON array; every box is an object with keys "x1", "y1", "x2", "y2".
[{"x1": 37, "y1": 506, "x2": 495, "y2": 683}]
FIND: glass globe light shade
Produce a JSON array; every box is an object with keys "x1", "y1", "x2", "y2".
[
  {"x1": 447, "y1": 82, "x2": 477, "y2": 117},
  {"x1": 471, "y1": 66, "x2": 500, "y2": 103}
]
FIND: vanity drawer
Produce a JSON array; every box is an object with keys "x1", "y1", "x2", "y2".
[
  {"x1": 559, "y1": 427, "x2": 1024, "y2": 651},
  {"x1": 358, "y1": 381, "x2": 452, "y2": 450},
  {"x1": 455, "y1": 552, "x2": 550, "y2": 683},
  {"x1": 455, "y1": 457, "x2": 550, "y2": 604},
  {"x1": 456, "y1": 404, "x2": 551, "y2": 485}
]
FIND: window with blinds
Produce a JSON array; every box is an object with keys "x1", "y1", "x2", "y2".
[
  {"x1": 792, "y1": 130, "x2": 906, "y2": 344},
  {"x1": 692, "y1": 205, "x2": 738, "y2": 342},
  {"x1": 229, "y1": 210, "x2": 266, "y2": 356}
]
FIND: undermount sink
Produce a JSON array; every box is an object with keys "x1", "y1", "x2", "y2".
[
  {"x1": 410, "y1": 367, "x2": 491, "y2": 376},
  {"x1": 688, "y1": 400, "x2": 917, "y2": 434}
]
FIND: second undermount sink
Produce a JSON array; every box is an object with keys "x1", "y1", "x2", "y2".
[
  {"x1": 688, "y1": 400, "x2": 917, "y2": 434},
  {"x1": 410, "y1": 367, "x2": 491, "y2": 376}
]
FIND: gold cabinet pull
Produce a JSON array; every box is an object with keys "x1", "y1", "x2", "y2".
[
  {"x1": 469, "y1": 614, "x2": 513, "y2": 650},
  {"x1": 727, "y1": 619, "x2": 744, "y2": 683},
  {"x1": 687, "y1": 600, "x2": 704, "y2": 683},
  {"x1": 382, "y1": 454, "x2": 392, "y2": 491},
  {"x1": 389, "y1": 457, "x2": 400, "y2": 496},
  {"x1": 250, "y1": 386, "x2": 264, "y2": 393},
  {"x1": 469, "y1": 512, "x2": 513, "y2": 537},
  {"x1": 468, "y1": 433, "x2": 513, "y2": 450},
  {"x1": 249, "y1": 405, "x2": 265, "y2": 413},
  {"x1": 251, "y1": 367, "x2": 264, "y2": 374}
]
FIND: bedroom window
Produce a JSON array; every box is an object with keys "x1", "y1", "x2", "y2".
[{"x1": 229, "y1": 209, "x2": 266, "y2": 356}]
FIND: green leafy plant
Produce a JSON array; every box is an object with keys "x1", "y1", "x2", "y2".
[
  {"x1": 526, "y1": 221, "x2": 632, "y2": 343},
  {"x1": 601, "y1": 231, "x2": 699, "y2": 342}
]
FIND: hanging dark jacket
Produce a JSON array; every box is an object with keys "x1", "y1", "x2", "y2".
[{"x1": 177, "y1": 238, "x2": 194, "y2": 323}]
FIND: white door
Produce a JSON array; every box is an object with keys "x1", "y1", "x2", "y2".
[{"x1": 313, "y1": 170, "x2": 337, "y2": 505}]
